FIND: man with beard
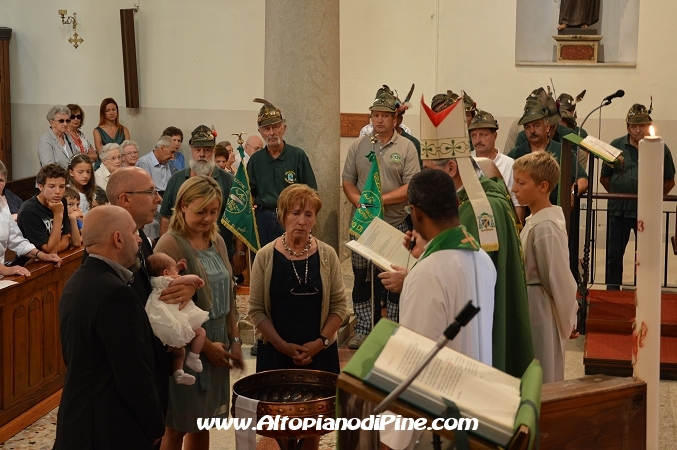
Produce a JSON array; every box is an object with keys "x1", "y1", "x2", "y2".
[
  {"x1": 160, "y1": 125, "x2": 237, "y2": 260},
  {"x1": 247, "y1": 98, "x2": 317, "y2": 245},
  {"x1": 54, "y1": 205, "x2": 165, "y2": 449}
]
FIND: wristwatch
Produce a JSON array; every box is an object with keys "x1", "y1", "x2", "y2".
[
  {"x1": 318, "y1": 334, "x2": 330, "y2": 348},
  {"x1": 231, "y1": 337, "x2": 243, "y2": 345},
  {"x1": 235, "y1": 251, "x2": 246, "y2": 256}
]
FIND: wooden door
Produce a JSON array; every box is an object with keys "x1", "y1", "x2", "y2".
[{"x1": 0, "y1": 27, "x2": 12, "y2": 179}]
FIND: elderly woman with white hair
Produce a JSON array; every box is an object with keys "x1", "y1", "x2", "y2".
[
  {"x1": 37, "y1": 105, "x2": 78, "y2": 168},
  {"x1": 94, "y1": 143, "x2": 123, "y2": 190}
]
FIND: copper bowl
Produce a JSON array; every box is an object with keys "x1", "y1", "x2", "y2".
[{"x1": 232, "y1": 369, "x2": 337, "y2": 440}]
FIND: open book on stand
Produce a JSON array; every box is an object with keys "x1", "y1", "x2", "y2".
[
  {"x1": 344, "y1": 217, "x2": 416, "y2": 272},
  {"x1": 342, "y1": 319, "x2": 542, "y2": 447},
  {"x1": 564, "y1": 133, "x2": 622, "y2": 164}
]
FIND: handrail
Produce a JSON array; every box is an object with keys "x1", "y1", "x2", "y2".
[{"x1": 582, "y1": 192, "x2": 677, "y2": 202}]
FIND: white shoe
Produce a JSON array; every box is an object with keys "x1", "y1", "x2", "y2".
[
  {"x1": 174, "y1": 370, "x2": 195, "y2": 385},
  {"x1": 185, "y1": 354, "x2": 203, "y2": 373}
]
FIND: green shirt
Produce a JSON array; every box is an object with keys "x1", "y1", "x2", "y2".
[
  {"x1": 508, "y1": 138, "x2": 588, "y2": 206},
  {"x1": 159, "y1": 167, "x2": 235, "y2": 257},
  {"x1": 457, "y1": 175, "x2": 534, "y2": 377},
  {"x1": 600, "y1": 134, "x2": 676, "y2": 218},
  {"x1": 246, "y1": 142, "x2": 317, "y2": 209}
]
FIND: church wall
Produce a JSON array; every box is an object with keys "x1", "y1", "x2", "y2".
[
  {"x1": 2, "y1": 0, "x2": 266, "y2": 178},
  {"x1": 4, "y1": 1, "x2": 677, "y2": 240},
  {"x1": 338, "y1": 0, "x2": 677, "y2": 265}
]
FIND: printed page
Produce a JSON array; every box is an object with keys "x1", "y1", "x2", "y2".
[
  {"x1": 373, "y1": 326, "x2": 521, "y2": 429},
  {"x1": 345, "y1": 217, "x2": 416, "y2": 272},
  {"x1": 581, "y1": 135, "x2": 622, "y2": 162}
]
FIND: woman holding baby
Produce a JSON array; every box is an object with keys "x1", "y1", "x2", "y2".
[{"x1": 155, "y1": 175, "x2": 243, "y2": 450}]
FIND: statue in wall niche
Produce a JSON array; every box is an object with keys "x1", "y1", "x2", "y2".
[{"x1": 557, "y1": 0, "x2": 601, "y2": 31}]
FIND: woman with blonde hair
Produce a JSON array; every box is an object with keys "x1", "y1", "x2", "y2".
[{"x1": 155, "y1": 175, "x2": 243, "y2": 450}]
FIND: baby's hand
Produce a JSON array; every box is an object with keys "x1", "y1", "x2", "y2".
[
  {"x1": 175, "y1": 259, "x2": 188, "y2": 272},
  {"x1": 193, "y1": 278, "x2": 205, "y2": 289}
]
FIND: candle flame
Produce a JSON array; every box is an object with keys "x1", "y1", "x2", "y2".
[{"x1": 650, "y1": 126, "x2": 656, "y2": 137}]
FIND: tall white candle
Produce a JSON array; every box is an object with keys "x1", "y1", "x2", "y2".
[{"x1": 633, "y1": 128, "x2": 663, "y2": 450}]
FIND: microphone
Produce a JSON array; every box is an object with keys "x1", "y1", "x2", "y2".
[{"x1": 603, "y1": 90, "x2": 625, "y2": 103}]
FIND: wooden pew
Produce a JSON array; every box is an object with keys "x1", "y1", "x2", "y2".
[
  {"x1": 0, "y1": 247, "x2": 83, "y2": 443},
  {"x1": 4, "y1": 175, "x2": 37, "y2": 202},
  {"x1": 539, "y1": 374, "x2": 646, "y2": 449}
]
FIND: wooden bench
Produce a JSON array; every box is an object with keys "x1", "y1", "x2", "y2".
[{"x1": 0, "y1": 247, "x2": 83, "y2": 443}]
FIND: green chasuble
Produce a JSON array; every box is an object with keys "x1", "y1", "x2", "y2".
[{"x1": 458, "y1": 175, "x2": 534, "y2": 377}]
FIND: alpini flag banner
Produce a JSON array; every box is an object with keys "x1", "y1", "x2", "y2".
[
  {"x1": 350, "y1": 150, "x2": 383, "y2": 238},
  {"x1": 222, "y1": 145, "x2": 260, "y2": 252}
]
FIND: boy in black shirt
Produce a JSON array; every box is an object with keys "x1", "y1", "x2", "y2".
[{"x1": 18, "y1": 164, "x2": 81, "y2": 253}]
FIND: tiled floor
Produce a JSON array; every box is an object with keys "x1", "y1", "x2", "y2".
[{"x1": 3, "y1": 251, "x2": 677, "y2": 449}]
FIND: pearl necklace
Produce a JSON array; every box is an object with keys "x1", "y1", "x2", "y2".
[{"x1": 281, "y1": 232, "x2": 312, "y2": 257}]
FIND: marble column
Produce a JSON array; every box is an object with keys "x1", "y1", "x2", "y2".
[{"x1": 264, "y1": 0, "x2": 340, "y2": 249}]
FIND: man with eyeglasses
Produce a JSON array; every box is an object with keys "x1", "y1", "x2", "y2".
[
  {"x1": 233, "y1": 135, "x2": 264, "y2": 172},
  {"x1": 105, "y1": 167, "x2": 197, "y2": 420},
  {"x1": 159, "y1": 125, "x2": 240, "y2": 263},
  {"x1": 247, "y1": 98, "x2": 317, "y2": 246},
  {"x1": 601, "y1": 103, "x2": 676, "y2": 290}
]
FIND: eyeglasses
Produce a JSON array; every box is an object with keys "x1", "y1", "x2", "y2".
[
  {"x1": 70, "y1": 114, "x2": 83, "y2": 120},
  {"x1": 53, "y1": 118, "x2": 71, "y2": 124},
  {"x1": 245, "y1": 143, "x2": 263, "y2": 151},
  {"x1": 124, "y1": 189, "x2": 159, "y2": 196}
]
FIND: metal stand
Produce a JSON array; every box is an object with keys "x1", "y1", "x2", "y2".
[{"x1": 577, "y1": 98, "x2": 616, "y2": 334}]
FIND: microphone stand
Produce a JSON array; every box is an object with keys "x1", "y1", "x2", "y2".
[
  {"x1": 578, "y1": 99, "x2": 614, "y2": 334},
  {"x1": 372, "y1": 301, "x2": 480, "y2": 414}
]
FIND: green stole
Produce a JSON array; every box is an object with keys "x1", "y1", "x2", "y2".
[
  {"x1": 420, "y1": 225, "x2": 480, "y2": 260},
  {"x1": 457, "y1": 176, "x2": 534, "y2": 377}
]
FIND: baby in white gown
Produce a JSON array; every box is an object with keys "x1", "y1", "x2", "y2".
[{"x1": 145, "y1": 252, "x2": 209, "y2": 385}]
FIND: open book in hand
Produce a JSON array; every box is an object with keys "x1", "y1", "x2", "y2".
[
  {"x1": 342, "y1": 320, "x2": 543, "y2": 447},
  {"x1": 564, "y1": 133, "x2": 622, "y2": 164},
  {"x1": 344, "y1": 217, "x2": 416, "y2": 272}
]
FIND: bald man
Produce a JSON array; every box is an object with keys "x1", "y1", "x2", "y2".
[
  {"x1": 233, "y1": 134, "x2": 264, "y2": 172},
  {"x1": 105, "y1": 167, "x2": 196, "y2": 416},
  {"x1": 55, "y1": 206, "x2": 165, "y2": 450}
]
